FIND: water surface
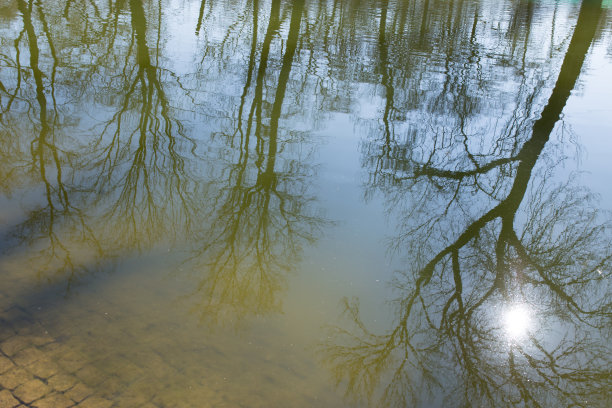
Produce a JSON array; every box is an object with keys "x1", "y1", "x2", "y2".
[{"x1": 1, "y1": 0, "x2": 611, "y2": 406}]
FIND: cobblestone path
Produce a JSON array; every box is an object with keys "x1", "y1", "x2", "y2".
[{"x1": 0, "y1": 305, "x2": 159, "y2": 408}]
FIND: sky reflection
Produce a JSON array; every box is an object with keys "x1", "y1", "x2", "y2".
[{"x1": 0, "y1": 0, "x2": 611, "y2": 407}]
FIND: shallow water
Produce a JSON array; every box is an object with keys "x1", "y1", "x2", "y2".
[{"x1": 0, "y1": 0, "x2": 611, "y2": 407}]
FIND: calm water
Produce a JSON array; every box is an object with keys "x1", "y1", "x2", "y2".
[{"x1": 0, "y1": 0, "x2": 611, "y2": 406}]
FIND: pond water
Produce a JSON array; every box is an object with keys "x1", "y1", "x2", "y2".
[{"x1": 0, "y1": 0, "x2": 611, "y2": 407}]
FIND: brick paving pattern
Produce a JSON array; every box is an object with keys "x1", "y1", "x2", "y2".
[
  {"x1": 0, "y1": 263, "x2": 335, "y2": 408},
  {"x1": 0, "y1": 303, "x2": 160, "y2": 408},
  {"x1": 0, "y1": 335, "x2": 118, "y2": 408}
]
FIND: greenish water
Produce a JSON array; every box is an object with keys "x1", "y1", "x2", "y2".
[{"x1": 0, "y1": 0, "x2": 611, "y2": 406}]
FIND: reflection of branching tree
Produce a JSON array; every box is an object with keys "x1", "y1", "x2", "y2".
[
  {"x1": 323, "y1": 1, "x2": 611, "y2": 407},
  {"x1": 370, "y1": 0, "x2": 396, "y2": 182},
  {"x1": 86, "y1": 0, "x2": 198, "y2": 249},
  {"x1": 1, "y1": 0, "x2": 198, "y2": 286},
  {"x1": 359, "y1": 0, "x2": 566, "y2": 206},
  {"x1": 0, "y1": 0, "x2": 103, "y2": 287},
  {"x1": 325, "y1": 178, "x2": 612, "y2": 407},
  {"x1": 185, "y1": 0, "x2": 323, "y2": 326}
]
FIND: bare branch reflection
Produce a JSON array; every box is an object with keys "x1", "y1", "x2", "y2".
[
  {"x1": 323, "y1": 1, "x2": 612, "y2": 406},
  {"x1": 183, "y1": 0, "x2": 326, "y2": 326},
  {"x1": 0, "y1": 3, "x2": 609, "y2": 402},
  {"x1": 0, "y1": 0, "x2": 199, "y2": 286}
]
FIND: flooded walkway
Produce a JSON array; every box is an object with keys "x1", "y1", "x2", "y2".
[
  {"x1": 0, "y1": 283, "x2": 263, "y2": 408},
  {"x1": 1, "y1": 0, "x2": 611, "y2": 406},
  {"x1": 0, "y1": 305, "x2": 118, "y2": 408}
]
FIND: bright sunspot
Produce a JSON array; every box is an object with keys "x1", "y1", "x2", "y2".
[{"x1": 503, "y1": 304, "x2": 531, "y2": 339}]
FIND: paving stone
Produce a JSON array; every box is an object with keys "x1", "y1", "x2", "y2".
[
  {"x1": 75, "y1": 365, "x2": 104, "y2": 386},
  {"x1": 0, "y1": 337, "x2": 29, "y2": 357},
  {"x1": 0, "y1": 367, "x2": 33, "y2": 390},
  {"x1": 13, "y1": 378, "x2": 50, "y2": 403},
  {"x1": 0, "y1": 355, "x2": 15, "y2": 375},
  {"x1": 31, "y1": 392, "x2": 75, "y2": 408},
  {"x1": 47, "y1": 373, "x2": 78, "y2": 392},
  {"x1": 57, "y1": 351, "x2": 87, "y2": 373},
  {"x1": 78, "y1": 396, "x2": 113, "y2": 408},
  {"x1": 65, "y1": 383, "x2": 93, "y2": 403},
  {"x1": 1, "y1": 311, "x2": 36, "y2": 337},
  {"x1": 13, "y1": 347, "x2": 45, "y2": 367},
  {"x1": 27, "y1": 358, "x2": 60, "y2": 379},
  {"x1": 0, "y1": 389, "x2": 21, "y2": 408},
  {"x1": 114, "y1": 361, "x2": 143, "y2": 384},
  {"x1": 140, "y1": 353, "x2": 170, "y2": 379},
  {"x1": 0, "y1": 323, "x2": 17, "y2": 342},
  {"x1": 124, "y1": 377, "x2": 158, "y2": 396},
  {"x1": 113, "y1": 378, "x2": 158, "y2": 407},
  {"x1": 15, "y1": 322, "x2": 46, "y2": 337},
  {"x1": 24, "y1": 335, "x2": 55, "y2": 347},
  {"x1": 39, "y1": 342, "x2": 65, "y2": 358},
  {"x1": 114, "y1": 394, "x2": 150, "y2": 408},
  {"x1": 98, "y1": 375, "x2": 123, "y2": 396}
]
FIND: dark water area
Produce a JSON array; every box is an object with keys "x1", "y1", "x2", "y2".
[{"x1": 0, "y1": 0, "x2": 611, "y2": 406}]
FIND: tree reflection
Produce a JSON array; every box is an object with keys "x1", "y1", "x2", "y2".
[
  {"x1": 0, "y1": 0, "x2": 103, "y2": 285},
  {"x1": 88, "y1": 0, "x2": 198, "y2": 249},
  {"x1": 0, "y1": 0, "x2": 609, "y2": 380},
  {"x1": 0, "y1": 0, "x2": 198, "y2": 284},
  {"x1": 184, "y1": 0, "x2": 325, "y2": 326},
  {"x1": 324, "y1": 0, "x2": 611, "y2": 406},
  {"x1": 0, "y1": 0, "x2": 326, "y2": 327}
]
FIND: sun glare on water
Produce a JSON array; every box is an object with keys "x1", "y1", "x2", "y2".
[{"x1": 503, "y1": 304, "x2": 532, "y2": 339}]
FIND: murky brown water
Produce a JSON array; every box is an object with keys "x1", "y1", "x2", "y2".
[{"x1": 1, "y1": 0, "x2": 611, "y2": 406}]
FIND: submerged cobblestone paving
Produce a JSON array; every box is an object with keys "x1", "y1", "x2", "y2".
[
  {"x1": 0, "y1": 306, "x2": 158, "y2": 408},
  {"x1": 0, "y1": 336, "x2": 117, "y2": 408},
  {"x1": 0, "y1": 257, "x2": 332, "y2": 408}
]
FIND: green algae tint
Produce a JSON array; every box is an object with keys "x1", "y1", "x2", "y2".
[{"x1": 1, "y1": 0, "x2": 611, "y2": 406}]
